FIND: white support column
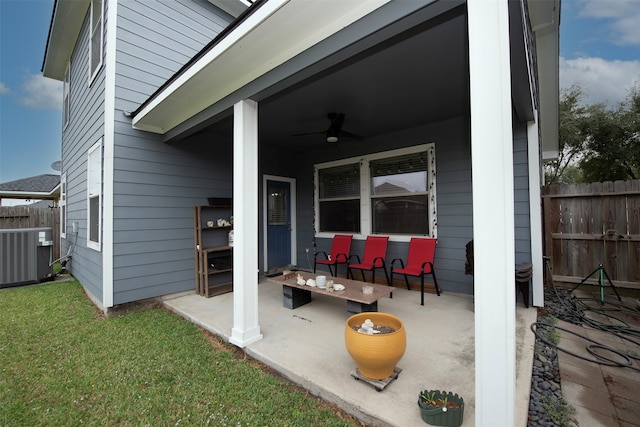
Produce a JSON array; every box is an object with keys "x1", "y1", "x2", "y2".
[
  {"x1": 468, "y1": 1, "x2": 516, "y2": 426},
  {"x1": 230, "y1": 99, "x2": 263, "y2": 348},
  {"x1": 528, "y1": 119, "x2": 544, "y2": 307}
]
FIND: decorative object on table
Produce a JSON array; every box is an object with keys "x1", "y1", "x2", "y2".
[
  {"x1": 282, "y1": 270, "x2": 295, "y2": 280},
  {"x1": 316, "y1": 275, "x2": 327, "y2": 288},
  {"x1": 417, "y1": 390, "x2": 465, "y2": 427},
  {"x1": 296, "y1": 273, "x2": 306, "y2": 285},
  {"x1": 333, "y1": 284, "x2": 345, "y2": 291},
  {"x1": 362, "y1": 285, "x2": 374, "y2": 294},
  {"x1": 325, "y1": 279, "x2": 334, "y2": 291},
  {"x1": 345, "y1": 312, "x2": 406, "y2": 383},
  {"x1": 306, "y1": 278, "x2": 316, "y2": 287}
]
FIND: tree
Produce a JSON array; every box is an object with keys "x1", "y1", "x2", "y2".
[
  {"x1": 546, "y1": 84, "x2": 640, "y2": 184},
  {"x1": 544, "y1": 85, "x2": 587, "y2": 184},
  {"x1": 579, "y1": 85, "x2": 640, "y2": 182}
]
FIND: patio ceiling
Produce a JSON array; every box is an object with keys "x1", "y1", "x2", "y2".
[
  {"x1": 175, "y1": 3, "x2": 471, "y2": 152},
  {"x1": 256, "y1": 7, "x2": 470, "y2": 151}
]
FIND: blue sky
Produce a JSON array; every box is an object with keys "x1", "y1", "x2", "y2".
[{"x1": 1, "y1": 0, "x2": 639, "y2": 188}]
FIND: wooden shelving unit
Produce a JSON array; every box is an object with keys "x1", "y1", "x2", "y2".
[{"x1": 194, "y1": 200, "x2": 233, "y2": 297}]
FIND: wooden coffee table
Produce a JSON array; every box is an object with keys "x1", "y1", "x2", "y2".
[{"x1": 268, "y1": 271, "x2": 395, "y2": 315}]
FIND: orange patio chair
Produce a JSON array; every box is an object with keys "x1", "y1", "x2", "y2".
[
  {"x1": 391, "y1": 237, "x2": 440, "y2": 306},
  {"x1": 314, "y1": 234, "x2": 352, "y2": 277},
  {"x1": 347, "y1": 235, "x2": 390, "y2": 285}
]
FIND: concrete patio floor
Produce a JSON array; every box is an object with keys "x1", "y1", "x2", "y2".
[{"x1": 163, "y1": 276, "x2": 537, "y2": 427}]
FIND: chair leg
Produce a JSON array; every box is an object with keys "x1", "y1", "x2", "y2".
[
  {"x1": 431, "y1": 270, "x2": 441, "y2": 296},
  {"x1": 382, "y1": 267, "x2": 390, "y2": 285},
  {"x1": 403, "y1": 274, "x2": 410, "y2": 290},
  {"x1": 361, "y1": 269, "x2": 367, "y2": 282}
]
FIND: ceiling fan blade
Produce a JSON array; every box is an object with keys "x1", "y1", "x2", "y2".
[
  {"x1": 339, "y1": 130, "x2": 362, "y2": 140},
  {"x1": 292, "y1": 130, "x2": 325, "y2": 137}
]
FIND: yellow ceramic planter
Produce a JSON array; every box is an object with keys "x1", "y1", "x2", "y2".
[{"x1": 344, "y1": 312, "x2": 406, "y2": 380}]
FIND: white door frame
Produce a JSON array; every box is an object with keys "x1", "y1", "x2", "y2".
[{"x1": 262, "y1": 174, "x2": 297, "y2": 271}]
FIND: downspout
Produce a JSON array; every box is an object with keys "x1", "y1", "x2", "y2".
[
  {"x1": 528, "y1": 117, "x2": 544, "y2": 307},
  {"x1": 102, "y1": 0, "x2": 118, "y2": 308}
]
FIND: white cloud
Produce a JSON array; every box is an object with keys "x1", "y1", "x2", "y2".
[
  {"x1": 579, "y1": 0, "x2": 640, "y2": 45},
  {"x1": 0, "y1": 82, "x2": 9, "y2": 95},
  {"x1": 17, "y1": 73, "x2": 62, "y2": 111},
  {"x1": 560, "y1": 56, "x2": 640, "y2": 106}
]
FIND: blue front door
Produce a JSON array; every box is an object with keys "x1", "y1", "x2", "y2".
[{"x1": 267, "y1": 180, "x2": 291, "y2": 269}]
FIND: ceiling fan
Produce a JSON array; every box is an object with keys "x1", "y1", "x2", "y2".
[{"x1": 293, "y1": 113, "x2": 362, "y2": 143}]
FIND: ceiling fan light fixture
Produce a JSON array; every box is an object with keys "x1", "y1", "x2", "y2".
[{"x1": 326, "y1": 127, "x2": 339, "y2": 142}]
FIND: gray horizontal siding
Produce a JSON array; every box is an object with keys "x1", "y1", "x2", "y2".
[
  {"x1": 110, "y1": 132, "x2": 233, "y2": 304},
  {"x1": 60, "y1": 3, "x2": 106, "y2": 304},
  {"x1": 115, "y1": 0, "x2": 230, "y2": 112},
  {"x1": 513, "y1": 121, "x2": 532, "y2": 265},
  {"x1": 107, "y1": 0, "x2": 233, "y2": 304}
]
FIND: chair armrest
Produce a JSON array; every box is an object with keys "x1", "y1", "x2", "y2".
[
  {"x1": 334, "y1": 252, "x2": 349, "y2": 263},
  {"x1": 390, "y1": 258, "x2": 405, "y2": 270},
  {"x1": 372, "y1": 256, "x2": 387, "y2": 268},
  {"x1": 347, "y1": 254, "x2": 361, "y2": 265},
  {"x1": 421, "y1": 261, "x2": 434, "y2": 273},
  {"x1": 314, "y1": 251, "x2": 329, "y2": 262}
]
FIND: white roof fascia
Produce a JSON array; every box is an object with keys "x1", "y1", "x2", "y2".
[
  {"x1": 132, "y1": 0, "x2": 390, "y2": 134},
  {"x1": 207, "y1": 0, "x2": 252, "y2": 18},
  {"x1": 0, "y1": 189, "x2": 60, "y2": 200}
]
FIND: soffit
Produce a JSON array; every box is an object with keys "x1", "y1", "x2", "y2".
[{"x1": 42, "y1": 0, "x2": 90, "y2": 81}]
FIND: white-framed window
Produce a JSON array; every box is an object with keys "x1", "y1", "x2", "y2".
[
  {"x1": 314, "y1": 144, "x2": 437, "y2": 240},
  {"x1": 89, "y1": 0, "x2": 104, "y2": 84},
  {"x1": 63, "y1": 63, "x2": 70, "y2": 127},
  {"x1": 87, "y1": 140, "x2": 102, "y2": 250},
  {"x1": 60, "y1": 172, "x2": 67, "y2": 238}
]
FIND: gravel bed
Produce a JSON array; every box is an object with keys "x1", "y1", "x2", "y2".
[{"x1": 527, "y1": 287, "x2": 579, "y2": 427}]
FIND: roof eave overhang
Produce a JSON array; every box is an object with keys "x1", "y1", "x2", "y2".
[
  {"x1": 42, "y1": 0, "x2": 90, "y2": 81},
  {"x1": 529, "y1": 0, "x2": 560, "y2": 161},
  {"x1": 0, "y1": 186, "x2": 61, "y2": 200},
  {"x1": 132, "y1": 0, "x2": 391, "y2": 134}
]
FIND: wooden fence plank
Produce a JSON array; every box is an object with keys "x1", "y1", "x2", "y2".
[
  {"x1": 542, "y1": 180, "x2": 640, "y2": 289},
  {"x1": 0, "y1": 206, "x2": 60, "y2": 261}
]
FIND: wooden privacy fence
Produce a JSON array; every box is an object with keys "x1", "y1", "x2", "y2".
[
  {"x1": 542, "y1": 180, "x2": 640, "y2": 290},
  {"x1": 0, "y1": 206, "x2": 60, "y2": 262}
]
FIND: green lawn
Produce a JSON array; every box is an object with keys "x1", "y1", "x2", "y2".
[{"x1": 0, "y1": 280, "x2": 358, "y2": 426}]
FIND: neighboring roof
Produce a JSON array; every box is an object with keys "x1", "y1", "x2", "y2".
[{"x1": 0, "y1": 174, "x2": 61, "y2": 200}]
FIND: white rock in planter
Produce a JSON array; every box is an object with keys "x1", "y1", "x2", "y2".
[{"x1": 357, "y1": 319, "x2": 380, "y2": 334}]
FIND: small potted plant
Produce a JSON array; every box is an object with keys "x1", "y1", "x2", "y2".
[{"x1": 418, "y1": 390, "x2": 465, "y2": 427}]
